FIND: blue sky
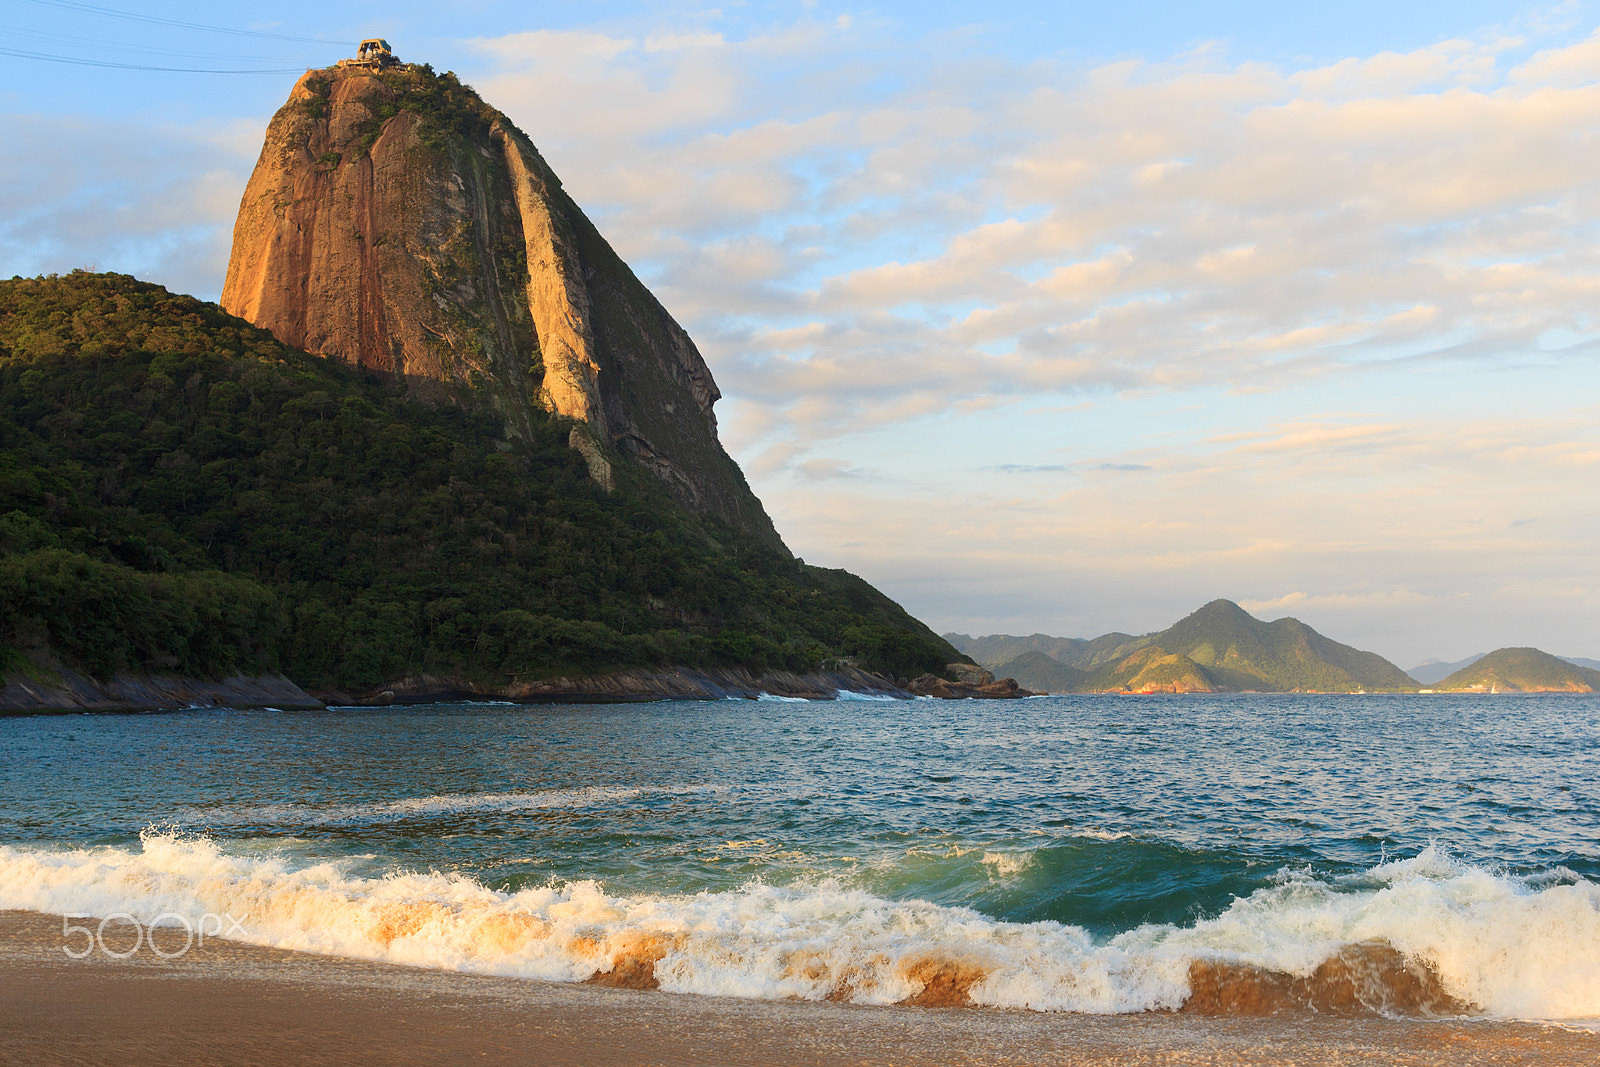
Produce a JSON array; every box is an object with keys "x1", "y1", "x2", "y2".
[{"x1": 4, "y1": 1, "x2": 1599, "y2": 665}]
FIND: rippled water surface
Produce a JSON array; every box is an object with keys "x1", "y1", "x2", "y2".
[{"x1": 4, "y1": 694, "x2": 1598, "y2": 1016}]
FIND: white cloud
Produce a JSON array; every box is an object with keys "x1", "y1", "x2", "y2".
[{"x1": 465, "y1": 18, "x2": 1600, "y2": 475}]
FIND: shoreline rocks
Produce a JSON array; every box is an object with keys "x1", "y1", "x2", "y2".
[
  {"x1": 332, "y1": 664, "x2": 1031, "y2": 705},
  {"x1": 3, "y1": 662, "x2": 1034, "y2": 713},
  {"x1": 905, "y1": 675, "x2": 1033, "y2": 699},
  {"x1": 906, "y1": 664, "x2": 1034, "y2": 699},
  {"x1": 0, "y1": 667, "x2": 322, "y2": 714},
  {"x1": 328, "y1": 666, "x2": 910, "y2": 706}
]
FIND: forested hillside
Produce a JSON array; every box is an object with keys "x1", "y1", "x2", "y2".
[{"x1": 0, "y1": 272, "x2": 959, "y2": 694}]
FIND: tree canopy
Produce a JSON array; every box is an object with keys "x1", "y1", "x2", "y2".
[{"x1": 0, "y1": 272, "x2": 958, "y2": 691}]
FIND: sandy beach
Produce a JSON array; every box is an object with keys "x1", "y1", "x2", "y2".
[{"x1": 2, "y1": 911, "x2": 1594, "y2": 1066}]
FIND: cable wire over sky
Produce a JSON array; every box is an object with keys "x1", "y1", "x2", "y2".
[
  {"x1": 4, "y1": 0, "x2": 345, "y2": 73},
  {"x1": 6, "y1": 21, "x2": 302, "y2": 60},
  {"x1": 0, "y1": 43, "x2": 313, "y2": 72},
  {"x1": 17, "y1": 0, "x2": 341, "y2": 44}
]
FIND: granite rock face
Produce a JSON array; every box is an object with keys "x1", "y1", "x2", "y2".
[
  {"x1": 222, "y1": 63, "x2": 781, "y2": 545},
  {"x1": 945, "y1": 662, "x2": 995, "y2": 687}
]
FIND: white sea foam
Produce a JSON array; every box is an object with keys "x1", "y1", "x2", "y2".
[
  {"x1": 196, "y1": 784, "x2": 726, "y2": 828},
  {"x1": 833, "y1": 690, "x2": 905, "y2": 702},
  {"x1": 980, "y1": 850, "x2": 1034, "y2": 878},
  {"x1": 1, "y1": 834, "x2": 1596, "y2": 1019},
  {"x1": 755, "y1": 693, "x2": 813, "y2": 703},
  {"x1": 1072, "y1": 829, "x2": 1135, "y2": 842}
]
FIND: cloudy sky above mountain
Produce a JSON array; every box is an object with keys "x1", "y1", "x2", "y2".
[{"x1": 4, "y1": 1, "x2": 1598, "y2": 665}]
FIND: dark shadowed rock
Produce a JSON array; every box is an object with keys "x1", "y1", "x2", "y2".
[{"x1": 906, "y1": 673, "x2": 1031, "y2": 699}]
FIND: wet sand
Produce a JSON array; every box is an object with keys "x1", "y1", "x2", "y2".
[{"x1": 2, "y1": 910, "x2": 1594, "y2": 1066}]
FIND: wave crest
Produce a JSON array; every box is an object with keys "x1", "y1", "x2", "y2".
[{"x1": 1, "y1": 834, "x2": 1596, "y2": 1019}]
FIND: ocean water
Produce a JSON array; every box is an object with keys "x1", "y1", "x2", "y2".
[{"x1": 2, "y1": 693, "x2": 1598, "y2": 1019}]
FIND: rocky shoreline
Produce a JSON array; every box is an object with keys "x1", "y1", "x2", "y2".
[
  {"x1": 2, "y1": 662, "x2": 1032, "y2": 713},
  {"x1": 334, "y1": 665, "x2": 907, "y2": 706},
  {"x1": 332, "y1": 663, "x2": 1032, "y2": 706},
  {"x1": 0, "y1": 666, "x2": 322, "y2": 714}
]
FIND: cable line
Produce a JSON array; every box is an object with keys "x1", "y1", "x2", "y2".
[
  {"x1": 17, "y1": 0, "x2": 344, "y2": 44},
  {"x1": 4, "y1": 23, "x2": 299, "y2": 61},
  {"x1": 0, "y1": 43, "x2": 310, "y2": 71}
]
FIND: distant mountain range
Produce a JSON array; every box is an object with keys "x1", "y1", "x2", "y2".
[
  {"x1": 948, "y1": 600, "x2": 1415, "y2": 693},
  {"x1": 982, "y1": 651, "x2": 1090, "y2": 694},
  {"x1": 939, "y1": 632, "x2": 1140, "y2": 673},
  {"x1": 949, "y1": 604, "x2": 1600, "y2": 694},
  {"x1": 1406, "y1": 654, "x2": 1488, "y2": 685}
]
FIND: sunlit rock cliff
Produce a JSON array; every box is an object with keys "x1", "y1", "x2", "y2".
[{"x1": 221, "y1": 58, "x2": 780, "y2": 545}]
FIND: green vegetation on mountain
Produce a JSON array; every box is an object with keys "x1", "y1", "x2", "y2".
[
  {"x1": 989, "y1": 650, "x2": 1087, "y2": 694},
  {"x1": 1080, "y1": 646, "x2": 1218, "y2": 693},
  {"x1": 961, "y1": 600, "x2": 1416, "y2": 693},
  {"x1": 1142, "y1": 599, "x2": 1415, "y2": 692},
  {"x1": 1434, "y1": 648, "x2": 1600, "y2": 692},
  {"x1": 1066, "y1": 632, "x2": 1151, "y2": 671},
  {"x1": 0, "y1": 272, "x2": 959, "y2": 692}
]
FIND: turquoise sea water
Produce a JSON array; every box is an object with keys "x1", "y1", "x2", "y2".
[{"x1": 3, "y1": 693, "x2": 1598, "y2": 1017}]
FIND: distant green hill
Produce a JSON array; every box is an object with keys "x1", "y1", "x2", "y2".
[
  {"x1": 958, "y1": 600, "x2": 1415, "y2": 693},
  {"x1": 1410, "y1": 652, "x2": 1600, "y2": 685},
  {"x1": 0, "y1": 272, "x2": 960, "y2": 695},
  {"x1": 1079, "y1": 646, "x2": 1219, "y2": 693},
  {"x1": 990, "y1": 650, "x2": 1087, "y2": 693},
  {"x1": 1141, "y1": 600, "x2": 1416, "y2": 692},
  {"x1": 1434, "y1": 648, "x2": 1600, "y2": 692}
]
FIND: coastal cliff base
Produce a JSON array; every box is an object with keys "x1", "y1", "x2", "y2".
[
  {"x1": 0, "y1": 666, "x2": 321, "y2": 714},
  {"x1": 336, "y1": 665, "x2": 914, "y2": 705}
]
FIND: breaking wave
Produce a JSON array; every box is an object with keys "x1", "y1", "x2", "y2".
[{"x1": 2, "y1": 835, "x2": 1596, "y2": 1019}]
